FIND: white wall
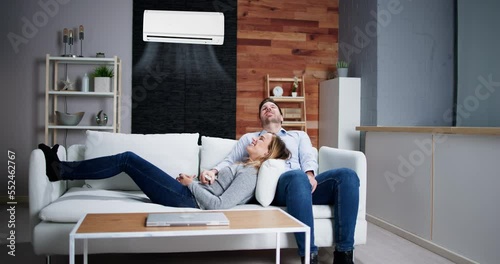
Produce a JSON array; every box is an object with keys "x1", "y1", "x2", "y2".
[{"x1": 0, "y1": 0, "x2": 132, "y2": 197}]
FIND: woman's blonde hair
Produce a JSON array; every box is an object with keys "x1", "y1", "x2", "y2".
[{"x1": 245, "y1": 133, "x2": 290, "y2": 169}]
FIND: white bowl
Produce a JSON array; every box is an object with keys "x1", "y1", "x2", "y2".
[{"x1": 56, "y1": 111, "x2": 84, "y2": 126}]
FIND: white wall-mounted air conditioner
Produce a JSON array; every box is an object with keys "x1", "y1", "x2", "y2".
[{"x1": 143, "y1": 10, "x2": 224, "y2": 45}]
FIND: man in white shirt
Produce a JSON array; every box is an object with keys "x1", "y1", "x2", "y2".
[{"x1": 205, "y1": 98, "x2": 359, "y2": 264}]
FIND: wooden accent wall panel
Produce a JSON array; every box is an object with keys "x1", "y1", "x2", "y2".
[{"x1": 237, "y1": 0, "x2": 339, "y2": 147}]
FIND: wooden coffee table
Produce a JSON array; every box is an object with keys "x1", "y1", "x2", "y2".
[{"x1": 69, "y1": 208, "x2": 310, "y2": 264}]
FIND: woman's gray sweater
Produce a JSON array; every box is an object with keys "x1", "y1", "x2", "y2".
[{"x1": 187, "y1": 164, "x2": 258, "y2": 210}]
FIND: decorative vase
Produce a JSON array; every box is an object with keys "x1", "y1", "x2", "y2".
[
  {"x1": 81, "y1": 73, "x2": 89, "y2": 92},
  {"x1": 292, "y1": 92, "x2": 297, "y2": 97},
  {"x1": 94, "y1": 77, "x2": 111, "y2": 92},
  {"x1": 95, "y1": 110, "x2": 108, "y2": 126},
  {"x1": 337, "y1": 68, "x2": 348, "y2": 77}
]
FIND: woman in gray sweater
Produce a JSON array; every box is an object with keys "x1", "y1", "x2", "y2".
[{"x1": 38, "y1": 133, "x2": 290, "y2": 210}]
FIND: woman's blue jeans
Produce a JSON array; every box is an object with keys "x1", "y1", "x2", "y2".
[
  {"x1": 60, "y1": 151, "x2": 199, "y2": 208},
  {"x1": 271, "y1": 168, "x2": 360, "y2": 256}
]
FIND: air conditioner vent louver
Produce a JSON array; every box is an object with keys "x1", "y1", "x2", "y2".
[{"x1": 143, "y1": 10, "x2": 224, "y2": 45}]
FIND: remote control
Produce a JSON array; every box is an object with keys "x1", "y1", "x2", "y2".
[{"x1": 204, "y1": 174, "x2": 212, "y2": 181}]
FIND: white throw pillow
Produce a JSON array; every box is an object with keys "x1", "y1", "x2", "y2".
[
  {"x1": 84, "y1": 131, "x2": 200, "y2": 190},
  {"x1": 200, "y1": 136, "x2": 237, "y2": 171},
  {"x1": 255, "y1": 159, "x2": 286, "y2": 207}
]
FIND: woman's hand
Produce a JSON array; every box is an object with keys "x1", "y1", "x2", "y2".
[
  {"x1": 199, "y1": 169, "x2": 217, "y2": 185},
  {"x1": 176, "y1": 173, "x2": 195, "y2": 186}
]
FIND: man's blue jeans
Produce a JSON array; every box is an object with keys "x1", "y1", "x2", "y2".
[
  {"x1": 60, "y1": 151, "x2": 199, "y2": 208},
  {"x1": 271, "y1": 168, "x2": 360, "y2": 256}
]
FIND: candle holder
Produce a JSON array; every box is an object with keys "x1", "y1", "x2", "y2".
[
  {"x1": 62, "y1": 28, "x2": 68, "y2": 57},
  {"x1": 67, "y1": 29, "x2": 76, "y2": 57},
  {"x1": 78, "y1": 25, "x2": 84, "y2": 57}
]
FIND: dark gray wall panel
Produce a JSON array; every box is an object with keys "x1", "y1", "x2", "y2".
[{"x1": 132, "y1": 0, "x2": 237, "y2": 139}]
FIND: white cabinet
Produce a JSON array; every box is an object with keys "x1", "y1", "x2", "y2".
[
  {"x1": 433, "y1": 134, "x2": 500, "y2": 264},
  {"x1": 319, "y1": 77, "x2": 361, "y2": 150},
  {"x1": 44, "y1": 54, "x2": 121, "y2": 145},
  {"x1": 360, "y1": 127, "x2": 500, "y2": 264},
  {"x1": 365, "y1": 132, "x2": 433, "y2": 240}
]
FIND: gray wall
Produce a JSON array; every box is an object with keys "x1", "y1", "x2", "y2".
[
  {"x1": 340, "y1": 0, "x2": 455, "y2": 127},
  {"x1": 339, "y1": 0, "x2": 378, "y2": 127},
  {"x1": 457, "y1": 0, "x2": 500, "y2": 127},
  {"x1": 0, "y1": 0, "x2": 132, "y2": 197},
  {"x1": 377, "y1": 0, "x2": 454, "y2": 126}
]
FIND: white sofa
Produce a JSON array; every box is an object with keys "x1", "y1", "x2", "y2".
[{"x1": 29, "y1": 131, "x2": 367, "y2": 259}]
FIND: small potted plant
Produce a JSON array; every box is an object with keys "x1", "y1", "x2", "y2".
[
  {"x1": 292, "y1": 76, "x2": 299, "y2": 97},
  {"x1": 336, "y1": 60, "x2": 349, "y2": 77},
  {"x1": 92, "y1": 65, "x2": 114, "y2": 92}
]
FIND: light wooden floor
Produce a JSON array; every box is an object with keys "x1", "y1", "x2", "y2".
[
  {"x1": 0, "y1": 205, "x2": 456, "y2": 264},
  {"x1": 354, "y1": 223, "x2": 455, "y2": 264}
]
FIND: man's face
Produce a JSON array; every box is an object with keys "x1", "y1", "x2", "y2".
[{"x1": 259, "y1": 101, "x2": 283, "y2": 125}]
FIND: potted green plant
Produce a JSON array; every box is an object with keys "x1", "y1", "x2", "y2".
[
  {"x1": 336, "y1": 60, "x2": 349, "y2": 77},
  {"x1": 92, "y1": 65, "x2": 114, "y2": 92},
  {"x1": 292, "y1": 76, "x2": 299, "y2": 97}
]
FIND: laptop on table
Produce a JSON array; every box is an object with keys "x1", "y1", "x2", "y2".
[{"x1": 145, "y1": 212, "x2": 230, "y2": 227}]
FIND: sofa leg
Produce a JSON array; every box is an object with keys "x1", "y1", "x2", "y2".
[{"x1": 46, "y1": 255, "x2": 51, "y2": 264}]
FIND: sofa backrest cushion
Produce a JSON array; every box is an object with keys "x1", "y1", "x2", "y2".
[
  {"x1": 199, "y1": 136, "x2": 237, "y2": 171},
  {"x1": 84, "y1": 131, "x2": 200, "y2": 190}
]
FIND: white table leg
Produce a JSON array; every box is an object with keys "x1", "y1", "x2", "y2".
[
  {"x1": 84, "y1": 239, "x2": 88, "y2": 264},
  {"x1": 275, "y1": 232, "x2": 281, "y2": 264},
  {"x1": 69, "y1": 234, "x2": 75, "y2": 264},
  {"x1": 304, "y1": 227, "x2": 311, "y2": 264}
]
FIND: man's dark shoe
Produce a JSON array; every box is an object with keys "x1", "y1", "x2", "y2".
[
  {"x1": 301, "y1": 252, "x2": 318, "y2": 264},
  {"x1": 333, "y1": 250, "x2": 354, "y2": 264}
]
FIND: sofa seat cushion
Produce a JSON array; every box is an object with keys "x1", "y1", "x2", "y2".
[
  {"x1": 40, "y1": 187, "x2": 335, "y2": 223},
  {"x1": 233, "y1": 204, "x2": 334, "y2": 219},
  {"x1": 39, "y1": 187, "x2": 201, "y2": 223}
]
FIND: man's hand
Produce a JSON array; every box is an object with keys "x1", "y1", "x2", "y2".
[
  {"x1": 176, "y1": 173, "x2": 195, "y2": 186},
  {"x1": 199, "y1": 169, "x2": 217, "y2": 185},
  {"x1": 306, "y1": 171, "x2": 317, "y2": 193}
]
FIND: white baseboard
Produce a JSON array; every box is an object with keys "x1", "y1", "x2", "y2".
[{"x1": 366, "y1": 214, "x2": 478, "y2": 264}]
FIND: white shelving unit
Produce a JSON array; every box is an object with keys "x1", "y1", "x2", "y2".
[
  {"x1": 44, "y1": 54, "x2": 121, "y2": 145},
  {"x1": 319, "y1": 77, "x2": 361, "y2": 150},
  {"x1": 265, "y1": 74, "x2": 307, "y2": 132}
]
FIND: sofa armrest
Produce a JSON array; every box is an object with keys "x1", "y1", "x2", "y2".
[
  {"x1": 318, "y1": 147, "x2": 366, "y2": 175},
  {"x1": 29, "y1": 146, "x2": 68, "y2": 240},
  {"x1": 66, "y1": 144, "x2": 87, "y2": 188},
  {"x1": 318, "y1": 146, "x2": 367, "y2": 221}
]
